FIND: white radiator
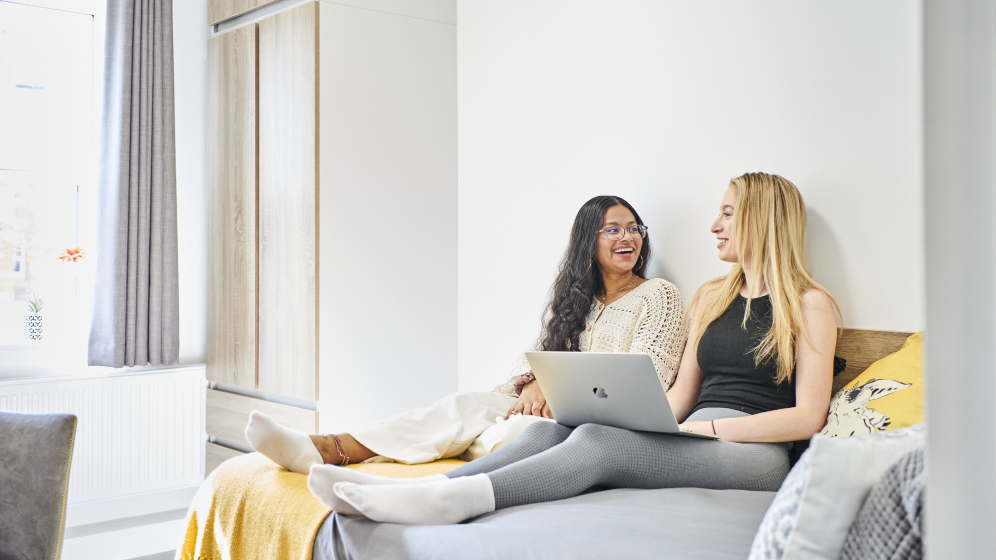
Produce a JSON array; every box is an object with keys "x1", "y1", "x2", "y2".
[{"x1": 0, "y1": 366, "x2": 205, "y2": 506}]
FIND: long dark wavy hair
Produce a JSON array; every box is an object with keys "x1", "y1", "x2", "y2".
[{"x1": 541, "y1": 196, "x2": 651, "y2": 352}]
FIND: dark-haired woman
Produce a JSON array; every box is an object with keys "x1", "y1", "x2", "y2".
[
  {"x1": 308, "y1": 172, "x2": 840, "y2": 526},
  {"x1": 244, "y1": 196, "x2": 686, "y2": 473}
]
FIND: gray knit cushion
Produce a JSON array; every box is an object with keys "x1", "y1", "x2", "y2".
[
  {"x1": 0, "y1": 411, "x2": 77, "y2": 560},
  {"x1": 747, "y1": 424, "x2": 925, "y2": 560},
  {"x1": 839, "y1": 447, "x2": 925, "y2": 560}
]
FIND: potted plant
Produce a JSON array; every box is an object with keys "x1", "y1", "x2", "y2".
[{"x1": 22, "y1": 292, "x2": 43, "y2": 340}]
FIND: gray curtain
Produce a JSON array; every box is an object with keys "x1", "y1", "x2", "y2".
[{"x1": 89, "y1": 0, "x2": 179, "y2": 368}]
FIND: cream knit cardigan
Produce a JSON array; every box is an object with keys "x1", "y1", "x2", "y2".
[{"x1": 492, "y1": 278, "x2": 688, "y2": 397}]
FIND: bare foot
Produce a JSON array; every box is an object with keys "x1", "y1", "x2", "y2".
[{"x1": 308, "y1": 433, "x2": 377, "y2": 465}]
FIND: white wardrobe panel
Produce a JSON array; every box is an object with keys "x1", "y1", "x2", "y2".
[{"x1": 317, "y1": 3, "x2": 457, "y2": 431}]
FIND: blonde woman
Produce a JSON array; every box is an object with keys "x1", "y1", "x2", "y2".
[{"x1": 307, "y1": 172, "x2": 840, "y2": 525}]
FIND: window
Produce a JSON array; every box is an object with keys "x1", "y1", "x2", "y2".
[{"x1": 0, "y1": 0, "x2": 105, "y2": 375}]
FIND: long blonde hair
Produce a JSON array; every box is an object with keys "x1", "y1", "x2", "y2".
[{"x1": 688, "y1": 172, "x2": 840, "y2": 384}]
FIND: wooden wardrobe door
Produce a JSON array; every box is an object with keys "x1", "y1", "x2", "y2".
[
  {"x1": 257, "y1": 2, "x2": 318, "y2": 400},
  {"x1": 206, "y1": 25, "x2": 257, "y2": 389}
]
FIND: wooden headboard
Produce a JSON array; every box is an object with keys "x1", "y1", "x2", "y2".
[{"x1": 832, "y1": 328, "x2": 915, "y2": 394}]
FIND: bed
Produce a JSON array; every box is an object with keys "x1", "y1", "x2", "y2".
[
  {"x1": 308, "y1": 328, "x2": 914, "y2": 560},
  {"x1": 178, "y1": 328, "x2": 915, "y2": 560},
  {"x1": 315, "y1": 487, "x2": 776, "y2": 560}
]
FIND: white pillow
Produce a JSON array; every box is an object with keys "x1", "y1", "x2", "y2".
[{"x1": 748, "y1": 424, "x2": 925, "y2": 560}]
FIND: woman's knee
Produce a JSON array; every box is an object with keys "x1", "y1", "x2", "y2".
[
  {"x1": 736, "y1": 443, "x2": 790, "y2": 491},
  {"x1": 569, "y1": 423, "x2": 621, "y2": 444},
  {"x1": 765, "y1": 448, "x2": 791, "y2": 489},
  {"x1": 517, "y1": 419, "x2": 572, "y2": 446},
  {"x1": 560, "y1": 424, "x2": 634, "y2": 459}
]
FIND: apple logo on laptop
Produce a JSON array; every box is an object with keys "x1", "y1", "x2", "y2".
[{"x1": 593, "y1": 387, "x2": 608, "y2": 399}]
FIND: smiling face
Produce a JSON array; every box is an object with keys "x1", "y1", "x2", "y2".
[
  {"x1": 710, "y1": 183, "x2": 738, "y2": 263},
  {"x1": 596, "y1": 204, "x2": 643, "y2": 275}
]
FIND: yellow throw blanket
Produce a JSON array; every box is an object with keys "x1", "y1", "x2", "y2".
[{"x1": 177, "y1": 453, "x2": 466, "y2": 560}]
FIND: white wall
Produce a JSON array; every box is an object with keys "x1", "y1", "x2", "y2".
[
  {"x1": 173, "y1": 1, "x2": 210, "y2": 364},
  {"x1": 317, "y1": 0, "x2": 457, "y2": 432},
  {"x1": 458, "y1": 1, "x2": 924, "y2": 392}
]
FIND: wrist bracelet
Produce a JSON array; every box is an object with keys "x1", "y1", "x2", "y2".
[
  {"x1": 710, "y1": 419, "x2": 717, "y2": 436},
  {"x1": 513, "y1": 371, "x2": 536, "y2": 396}
]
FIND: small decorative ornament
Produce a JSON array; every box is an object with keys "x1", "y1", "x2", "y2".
[
  {"x1": 24, "y1": 314, "x2": 42, "y2": 340},
  {"x1": 58, "y1": 246, "x2": 87, "y2": 262},
  {"x1": 21, "y1": 292, "x2": 44, "y2": 341}
]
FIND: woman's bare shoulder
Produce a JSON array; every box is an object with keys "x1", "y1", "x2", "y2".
[{"x1": 800, "y1": 288, "x2": 834, "y2": 312}]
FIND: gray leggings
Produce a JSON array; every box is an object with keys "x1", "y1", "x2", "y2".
[{"x1": 445, "y1": 408, "x2": 790, "y2": 510}]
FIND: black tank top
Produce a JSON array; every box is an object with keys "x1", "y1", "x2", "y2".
[{"x1": 692, "y1": 294, "x2": 796, "y2": 415}]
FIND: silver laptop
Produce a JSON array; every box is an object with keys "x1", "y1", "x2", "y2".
[{"x1": 525, "y1": 351, "x2": 719, "y2": 439}]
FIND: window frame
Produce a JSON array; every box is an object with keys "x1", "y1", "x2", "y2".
[{"x1": 0, "y1": 0, "x2": 106, "y2": 374}]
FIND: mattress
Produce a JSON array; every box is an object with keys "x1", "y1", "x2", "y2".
[{"x1": 313, "y1": 486, "x2": 775, "y2": 560}]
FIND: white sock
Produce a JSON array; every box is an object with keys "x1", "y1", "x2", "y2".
[
  {"x1": 331, "y1": 474, "x2": 496, "y2": 525},
  {"x1": 309, "y1": 464, "x2": 447, "y2": 487},
  {"x1": 307, "y1": 470, "x2": 364, "y2": 516},
  {"x1": 244, "y1": 410, "x2": 323, "y2": 475},
  {"x1": 308, "y1": 465, "x2": 449, "y2": 516}
]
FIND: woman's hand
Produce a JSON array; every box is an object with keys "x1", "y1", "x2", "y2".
[{"x1": 506, "y1": 380, "x2": 553, "y2": 419}]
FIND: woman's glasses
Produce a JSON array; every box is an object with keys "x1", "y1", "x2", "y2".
[{"x1": 597, "y1": 225, "x2": 648, "y2": 241}]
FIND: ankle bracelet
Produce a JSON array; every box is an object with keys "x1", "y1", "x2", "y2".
[{"x1": 324, "y1": 433, "x2": 350, "y2": 466}]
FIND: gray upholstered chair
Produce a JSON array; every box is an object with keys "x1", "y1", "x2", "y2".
[{"x1": 0, "y1": 411, "x2": 77, "y2": 560}]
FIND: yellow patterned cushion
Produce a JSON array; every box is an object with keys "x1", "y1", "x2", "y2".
[{"x1": 820, "y1": 332, "x2": 924, "y2": 437}]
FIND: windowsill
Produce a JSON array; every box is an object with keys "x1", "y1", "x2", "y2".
[
  {"x1": 0, "y1": 338, "x2": 205, "y2": 382},
  {"x1": 0, "y1": 336, "x2": 92, "y2": 379},
  {"x1": 0, "y1": 362, "x2": 206, "y2": 385},
  {"x1": 0, "y1": 340, "x2": 45, "y2": 351}
]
